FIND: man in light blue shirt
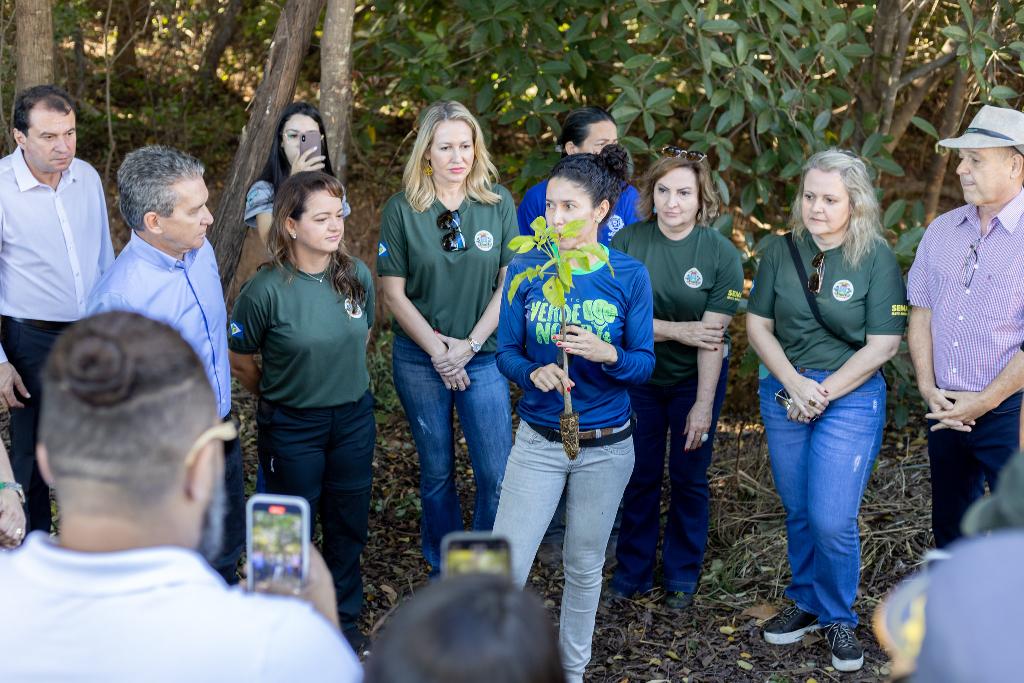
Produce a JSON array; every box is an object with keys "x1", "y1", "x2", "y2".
[
  {"x1": 0, "y1": 85, "x2": 114, "y2": 536},
  {"x1": 88, "y1": 145, "x2": 243, "y2": 583}
]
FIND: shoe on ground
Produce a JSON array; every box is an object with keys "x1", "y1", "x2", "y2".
[
  {"x1": 536, "y1": 541, "x2": 563, "y2": 567},
  {"x1": 665, "y1": 591, "x2": 693, "y2": 610},
  {"x1": 342, "y1": 626, "x2": 369, "y2": 656},
  {"x1": 762, "y1": 604, "x2": 821, "y2": 645},
  {"x1": 601, "y1": 583, "x2": 632, "y2": 608},
  {"x1": 824, "y1": 622, "x2": 864, "y2": 672}
]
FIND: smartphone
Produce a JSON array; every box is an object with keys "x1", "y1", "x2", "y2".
[
  {"x1": 246, "y1": 494, "x2": 310, "y2": 595},
  {"x1": 299, "y1": 132, "x2": 322, "y2": 160},
  {"x1": 441, "y1": 531, "x2": 511, "y2": 577}
]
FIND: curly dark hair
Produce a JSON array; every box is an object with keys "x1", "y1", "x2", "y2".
[{"x1": 548, "y1": 143, "x2": 631, "y2": 224}]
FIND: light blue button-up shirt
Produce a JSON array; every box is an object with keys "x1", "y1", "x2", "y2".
[
  {"x1": 0, "y1": 149, "x2": 114, "y2": 363},
  {"x1": 88, "y1": 232, "x2": 232, "y2": 418}
]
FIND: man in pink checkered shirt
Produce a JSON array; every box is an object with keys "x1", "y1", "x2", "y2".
[{"x1": 907, "y1": 105, "x2": 1024, "y2": 548}]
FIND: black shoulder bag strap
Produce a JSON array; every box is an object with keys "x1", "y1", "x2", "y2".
[{"x1": 784, "y1": 233, "x2": 861, "y2": 351}]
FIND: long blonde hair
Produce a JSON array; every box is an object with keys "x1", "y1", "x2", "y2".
[
  {"x1": 790, "y1": 149, "x2": 883, "y2": 267},
  {"x1": 402, "y1": 100, "x2": 500, "y2": 212}
]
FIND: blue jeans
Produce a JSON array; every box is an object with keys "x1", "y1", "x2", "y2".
[
  {"x1": 613, "y1": 358, "x2": 728, "y2": 595},
  {"x1": 494, "y1": 422, "x2": 635, "y2": 683},
  {"x1": 391, "y1": 333, "x2": 513, "y2": 573},
  {"x1": 758, "y1": 369, "x2": 886, "y2": 626},
  {"x1": 927, "y1": 392, "x2": 1020, "y2": 547}
]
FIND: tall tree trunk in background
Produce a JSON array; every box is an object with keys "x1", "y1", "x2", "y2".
[
  {"x1": 320, "y1": 0, "x2": 356, "y2": 184},
  {"x1": 210, "y1": 0, "x2": 325, "y2": 291},
  {"x1": 923, "y1": 67, "x2": 971, "y2": 223},
  {"x1": 198, "y1": 0, "x2": 244, "y2": 85},
  {"x1": 15, "y1": 0, "x2": 54, "y2": 91}
]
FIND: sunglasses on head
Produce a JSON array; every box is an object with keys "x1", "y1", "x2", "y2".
[
  {"x1": 661, "y1": 146, "x2": 707, "y2": 162},
  {"x1": 807, "y1": 252, "x2": 826, "y2": 294},
  {"x1": 436, "y1": 209, "x2": 466, "y2": 252}
]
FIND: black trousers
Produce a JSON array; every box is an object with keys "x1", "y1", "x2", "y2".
[
  {"x1": 2, "y1": 320, "x2": 61, "y2": 533},
  {"x1": 256, "y1": 390, "x2": 376, "y2": 631},
  {"x1": 214, "y1": 432, "x2": 246, "y2": 584}
]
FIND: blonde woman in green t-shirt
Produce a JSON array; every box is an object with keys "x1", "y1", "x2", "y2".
[
  {"x1": 376, "y1": 101, "x2": 517, "y2": 575},
  {"x1": 746, "y1": 150, "x2": 907, "y2": 672},
  {"x1": 229, "y1": 171, "x2": 375, "y2": 651}
]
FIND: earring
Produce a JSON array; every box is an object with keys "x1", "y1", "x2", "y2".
[
  {"x1": 423, "y1": 163, "x2": 433, "y2": 177},
  {"x1": 289, "y1": 233, "x2": 297, "y2": 240}
]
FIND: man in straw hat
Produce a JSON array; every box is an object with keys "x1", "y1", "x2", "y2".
[{"x1": 907, "y1": 104, "x2": 1024, "y2": 548}]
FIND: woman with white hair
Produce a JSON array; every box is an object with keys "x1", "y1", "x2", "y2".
[
  {"x1": 746, "y1": 149, "x2": 907, "y2": 672},
  {"x1": 376, "y1": 101, "x2": 517, "y2": 575}
]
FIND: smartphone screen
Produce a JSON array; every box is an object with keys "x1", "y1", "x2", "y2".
[
  {"x1": 299, "y1": 132, "x2": 321, "y2": 159},
  {"x1": 441, "y1": 532, "x2": 511, "y2": 577},
  {"x1": 246, "y1": 494, "x2": 310, "y2": 595}
]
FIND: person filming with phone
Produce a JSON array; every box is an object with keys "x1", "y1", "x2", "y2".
[
  {"x1": 0, "y1": 312, "x2": 360, "y2": 681},
  {"x1": 746, "y1": 150, "x2": 906, "y2": 672}
]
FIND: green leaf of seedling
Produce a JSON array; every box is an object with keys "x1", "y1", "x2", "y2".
[
  {"x1": 530, "y1": 215, "x2": 548, "y2": 235},
  {"x1": 506, "y1": 271, "x2": 529, "y2": 303},
  {"x1": 558, "y1": 218, "x2": 587, "y2": 239},
  {"x1": 508, "y1": 235, "x2": 536, "y2": 253},
  {"x1": 542, "y1": 277, "x2": 566, "y2": 310},
  {"x1": 557, "y1": 260, "x2": 573, "y2": 288}
]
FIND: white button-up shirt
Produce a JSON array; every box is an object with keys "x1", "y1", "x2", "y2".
[{"x1": 0, "y1": 148, "x2": 114, "y2": 362}]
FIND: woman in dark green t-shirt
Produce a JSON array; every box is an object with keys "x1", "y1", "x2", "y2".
[
  {"x1": 228, "y1": 172, "x2": 375, "y2": 651},
  {"x1": 608, "y1": 149, "x2": 743, "y2": 610},
  {"x1": 376, "y1": 100, "x2": 516, "y2": 575},
  {"x1": 746, "y1": 150, "x2": 907, "y2": 672}
]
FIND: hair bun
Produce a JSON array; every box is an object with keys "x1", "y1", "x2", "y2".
[
  {"x1": 64, "y1": 334, "x2": 136, "y2": 406},
  {"x1": 597, "y1": 144, "x2": 631, "y2": 183}
]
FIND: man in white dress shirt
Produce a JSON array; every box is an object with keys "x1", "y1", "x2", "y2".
[{"x1": 0, "y1": 84, "x2": 113, "y2": 534}]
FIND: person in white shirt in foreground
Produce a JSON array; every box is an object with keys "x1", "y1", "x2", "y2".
[{"x1": 0, "y1": 311, "x2": 361, "y2": 682}]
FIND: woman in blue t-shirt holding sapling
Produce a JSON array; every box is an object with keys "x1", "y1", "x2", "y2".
[
  {"x1": 608, "y1": 148, "x2": 744, "y2": 610},
  {"x1": 517, "y1": 107, "x2": 639, "y2": 244},
  {"x1": 494, "y1": 144, "x2": 655, "y2": 683},
  {"x1": 245, "y1": 102, "x2": 351, "y2": 247}
]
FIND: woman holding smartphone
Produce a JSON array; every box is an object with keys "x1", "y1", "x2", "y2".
[
  {"x1": 229, "y1": 171, "x2": 375, "y2": 652},
  {"x1": 608, "y1": 148, "x2": 743, "y2": 610},
  {"x1": 245, "y1": 102, "x2": 351, "y2": 247},
  {"x1": 376, "y1": 100, "x2": 518, "y2": 575},
  {"x1": 746, "y1": 150, "x2": 906, "y2": 672},
  {"x1": 494, "y1": 144, "x2": 655, "y2": 683},
  {"x1": 517, "y1": 106, "x2": 639, "y2": 244}
]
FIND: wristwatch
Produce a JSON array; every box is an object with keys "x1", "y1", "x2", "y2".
[
  {"x1": 468, "y1": 337, "x2": 482, "y2": 353},
  {"x1": 0, "y1": 482, "x2": 24, "y2": 505}
]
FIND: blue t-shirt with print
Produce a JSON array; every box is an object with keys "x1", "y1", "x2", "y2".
[
  {"x1": 516, "y1": 180, "x2": 640, "y2": 245},
  {"x1": 497, "y1": 247, "x2": 655, "y2": 431}
]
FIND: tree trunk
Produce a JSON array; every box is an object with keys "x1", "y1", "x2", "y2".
[
  {"x1": 210, "y1": 0, "x2": 325, "y2": 291},
  {"x1": 320, "y1": 0, "x2": 357, "y2": 184},
  {"x1": 15, "y1": 0, "x2": 54, "y2": 92},
  {"x1": 924, "y1": 67, "x2": 970, "y2": 223},
  {"x1": 198, "y1": 0, "x2": 244, "y2": 85}
]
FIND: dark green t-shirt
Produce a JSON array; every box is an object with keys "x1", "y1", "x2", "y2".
[
  {"x1": 375, "y1": 186, "x2": 517, "y2": 353},
  {"x1": 747, "y1": 232, "x2": 907, "y2": 370},
  {"x1": 612, "y1": 221, "x2": 744, "y2": 384},
  {"x1": 228, "y1": 260, "x2": 375, "y2": 409}
]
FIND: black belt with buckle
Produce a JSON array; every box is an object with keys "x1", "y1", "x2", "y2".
[
  {"x1": 1, "y1": 316, "x2": 73, "y2": 332},
  {"x1": 526, "y1": 417, "x2": 634, "y2": 448}
]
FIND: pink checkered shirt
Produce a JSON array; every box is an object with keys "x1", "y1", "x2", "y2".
[{"x1": 907, "y1": 187, "x2": 1024, "y2": 391}]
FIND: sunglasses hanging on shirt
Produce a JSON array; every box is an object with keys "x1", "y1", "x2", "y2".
[
  {"x1": 807, "y1": 252, "x2": 825, "y2": 294},
  {"x1": 436, "y1": 209, "x2": 467, "y2": 252}
]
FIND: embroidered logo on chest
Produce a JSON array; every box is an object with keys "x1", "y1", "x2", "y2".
[
  {"x1": 474, "y1": 230, "x2": 494, "y2": 252},
  {"x1": 684, "y1": 267, "x2": 704, "y2": 288},
  {"x1": 345, "y1": 298, "x2": 364, "y2": 319},
  {"x1": 832, "y1": 279, "x2": 854, "y2": 302}
]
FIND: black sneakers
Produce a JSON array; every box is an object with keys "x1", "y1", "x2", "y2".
[
  {"x1": 762, "y1": 605, "x2": 821, "y2": 645},
  {"x1": 824, "y1": 622, "x2": 864, "y2": 672}
]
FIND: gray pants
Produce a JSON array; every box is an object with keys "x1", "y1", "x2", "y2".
[{"x1": 493, "y1": 422, "x2": 634, "y2": 683}]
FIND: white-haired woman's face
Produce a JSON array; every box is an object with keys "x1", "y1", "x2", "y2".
[
  {"x1": 801, "y1": 168, "x2": 851, "y2": 243},
  {"x1": 426, "y1": 120, "x2": 475, "y2": 187}
]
